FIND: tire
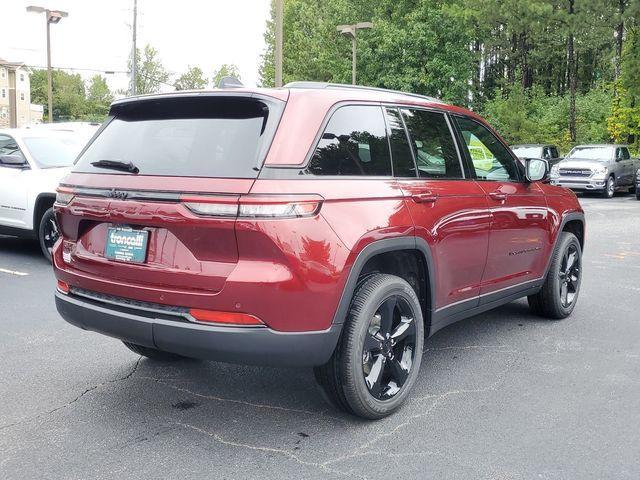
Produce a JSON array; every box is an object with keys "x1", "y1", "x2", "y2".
[
  {"x1": 528, "y1": 232, "x2": 582, "y2": 319},
  {"x1": 601, "y1": 176, "x2": 615, "y2": 198},
  {"x1": 122, "y1": 341, "x2": 187, "y2": 361},
  {"x1": 38, "y1": 207, "x2": 59, "y2": 263},
  {"x1": 314, "y1": 273, "x2": 424, "y2": 419}
]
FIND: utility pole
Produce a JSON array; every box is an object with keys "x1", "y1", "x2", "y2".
[
  {"x1": 131, "y1": 0, "x2": 138, "y2": 96},
  {"x1": 274, "y1": 0, "x2": 283, "y2": 87},
  {"x1": 337, "y1": 22, "x2": 373, "y2": 85},
  {"x1": 27, "y1": 6, "x2": 68, "y2": 123},
  {"x1": 46, "y1": 15, "x2": 53, "y2": 122}
]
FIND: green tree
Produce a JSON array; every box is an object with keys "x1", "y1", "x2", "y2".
[
  {"x1": 30, "y1": 69, "x2": 87, "y2": 121},
  {"x1": 175, "y1": 66, "x2": 207, "y2": 90},
  {"x1": 134, "y1": 44, "x2": 170, "y2": 94},
  {"x1": 211, "y1": 64, "x2": 241, "y2": 87},
  {"x1": 85, "y1": 75, "x2": 113, "y2": 119}
]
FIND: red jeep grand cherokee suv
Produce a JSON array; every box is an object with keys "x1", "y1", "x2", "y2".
[{"x1": 53, "y1": 82, "x2": 584, "y2": 419}]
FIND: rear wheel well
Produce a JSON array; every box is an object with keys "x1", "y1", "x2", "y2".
[
  {"x1": 562, "y1": 219, "x2": 584, "y2": 249},
  {"x1": 33, "y1": 194, "x2": 55, "y2": 232},
  {"x1": 357, "y1": 249, "x2": 431, "y2": 332}
]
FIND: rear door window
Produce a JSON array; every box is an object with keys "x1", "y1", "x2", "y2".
[
  {"x1": 385, "y1": 108, "x2": 417, "y2": 178},
  {"x1": 401, "y1": 108, "x2": 463, "y2": 179},
  {"x1": 307, "y1": 105, "x2": 392, "y2": 176},
  {"x1": 73, "y1": 96, "x2": 283, "y2": 178}
]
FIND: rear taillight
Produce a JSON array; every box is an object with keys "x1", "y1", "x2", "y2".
[
  {"x1": 55, "y1": 189, "x2": 75, "y2": 205},
  {"x1": 181, "y1": 194, "x2": 322, "y2": 219},
  {"x1": 189, "y1": 309, "x2": 264, "y2": 326},
  {"x1": 239, "y1": 199, "x2": 321, "y2": 218}
]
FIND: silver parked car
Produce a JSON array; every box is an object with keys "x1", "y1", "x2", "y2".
[{"x1": 550, "y1": 144, "x2": 639, "y2": 198}]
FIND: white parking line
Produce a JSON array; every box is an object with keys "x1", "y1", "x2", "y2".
[{"x1": 0, "y1": 267, "x2": 29, "y2": 276}]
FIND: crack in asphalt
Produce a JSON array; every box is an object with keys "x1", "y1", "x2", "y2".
[
  {"x1": 319, "y1": 357, "x2": 522, "y2": 479},
  {"x1": 423, "y1": 344, "x2": 518, "y2": 353},
  {"x1": 0, "y1": 357, "x2": 142, "y2": 432},
  {"x1": 152, "y1": 354, "x2": 522, "y2": 480},
  {"x1": 138, "y1": 375, "x2": 350, "y2": 424},
  {"x1": 175, "y1": 422, "x2": 367, "y2": 479}
]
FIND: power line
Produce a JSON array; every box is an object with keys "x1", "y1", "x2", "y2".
[{"x1": 24, "y1": 64, "x2": 129, "y2": 74}]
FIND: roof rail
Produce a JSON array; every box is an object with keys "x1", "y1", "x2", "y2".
[{"x1": 283, "y1": 81, "x2": 445, "y2": 104}]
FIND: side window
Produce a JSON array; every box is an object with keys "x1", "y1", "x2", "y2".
[
  {"x1": 622, "y1": 147, "x2": 631, "y2": 160},
  {"x1": 401, "y1": 108, "x2": 463, "y2": 179},
  {"x1": 454, "y1": 116, "x2": 519, "y2": 182},
  {"x1": 384, "y1": 107, "x2": 416, "y2": 177},
  {"x1": 307, "y1": 105, "x2": 392, "y2": 176},
  {"x1": 551, "y1": 147, "x2": 559, "y2": 159},
  {"x1": 0, "y1": 135, "x2": 26, "y2": 165}
]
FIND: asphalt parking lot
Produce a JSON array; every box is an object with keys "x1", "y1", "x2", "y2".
[{"x1": 1, "y1": 194, "x2": 639, "y2": 480}]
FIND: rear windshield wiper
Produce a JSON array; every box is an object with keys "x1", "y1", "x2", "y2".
[{"x1": 90, "y1": 159, "x2": 139, "y2": 174}]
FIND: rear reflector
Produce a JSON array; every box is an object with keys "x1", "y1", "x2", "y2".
[
  {"x1": 189, "y1": 309, "x2": 264, "y2": 326},
  {"x1": 57, "y1": 280, "x2": 70, "y2": 294}
]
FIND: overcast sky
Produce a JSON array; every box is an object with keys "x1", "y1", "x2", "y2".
[{"x1": 0, "y1": 0, "x2": 271, "y2": 93}]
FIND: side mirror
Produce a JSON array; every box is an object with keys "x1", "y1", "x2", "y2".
[
  {"x1": 0, "y1": 154, "x2": 29, "y2": 168},
  {"x1": 525, "y1": 158, "x2": 548, "y2": 183}
]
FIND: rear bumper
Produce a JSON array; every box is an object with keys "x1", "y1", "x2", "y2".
[{"x1": 55, "y1": 291, "x2": 341, "y2": 367}]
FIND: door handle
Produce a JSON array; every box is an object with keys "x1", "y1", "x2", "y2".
[
  {"x1": 488, "y1": 191, "x2": 507, "y2": 202},
  {"x1": 411, "y1": 192, "x2": 438, "y2": 204}
]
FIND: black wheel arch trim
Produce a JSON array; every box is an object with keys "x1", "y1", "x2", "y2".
[
  {"x1": 33, "y1": 193, "x2": 56, "y2": 231},
  {"x1": 331, "y1": 237, "x2": 436, "y2": 329},
  {"x1": 543, "y1": 211, "x2": 585, "y2": 279}
]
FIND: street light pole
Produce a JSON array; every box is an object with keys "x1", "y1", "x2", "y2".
[
  {"x1": 27, "y1": 5, "x2": 68, "y2": 123},
  {"x1": 274, "y1": 0, "x2": 283, "y2": 87},
  {"x1": 45, "y1": 15, "x2": 52, "y2": 123},
  {"x1": 337, "y1": 22, "x2": 373, "y2": 85}
]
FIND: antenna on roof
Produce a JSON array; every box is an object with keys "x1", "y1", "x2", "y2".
[{"x1": 218, "y1": 76, "x2": 244, "y2": 89}]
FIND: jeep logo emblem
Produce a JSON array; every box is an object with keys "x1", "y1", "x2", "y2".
[{"x1": 108, "y1": 189, "x2": 128, "y2": 200}]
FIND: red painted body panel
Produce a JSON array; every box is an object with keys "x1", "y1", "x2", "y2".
[
  {"x1": 476, "y1": 181, "x2": 551, "y2": 294},
  {"x1": 397, "y1": 179, "x2": 490, "y2": 309},
  {"x1": 53, "y1": 87, "x2": 584, "y2": 338}
]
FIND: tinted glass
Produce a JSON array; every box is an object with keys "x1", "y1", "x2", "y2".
[
  {"x1": 0, "y1": 134, "x2": 26, "y2": 162},
  {"x1": 74, "y1": 97, "x2": 280, "y2": 178},
  {"x1": 23, "y1": 133, "x2": 85, "y2": 168},
  {"x1": 622, "y1": 148, "x2": 631, "y2": 160},
  {"x1": 550, "y1": 147, "x2": 559, "y2": 158},
  {"x1": 455, "y1": 116, "x2": 519, "y2": 181},
  {"x1": 385, "y1": 108, "x2": 416, "y2": 177},
  {"x1": 307, "y1": 105, "x2": 391, "y2": 176},
  {"x1": 401, "y1": 109, "x2": 463, "y2": 179}
]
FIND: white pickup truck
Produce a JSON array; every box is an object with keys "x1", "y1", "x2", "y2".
[{"x1": 0, "y1": 125, "x2": 97, "y2": 261}]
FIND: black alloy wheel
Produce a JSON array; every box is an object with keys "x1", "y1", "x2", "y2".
[
  {"x1": 362, "y1": 295, "x2": 417, "y2": 400},
  {"x1": 314, "y1": 273, "x2": 424, "y2": 419},
  {"x1": 528, "y1": 231, "x2": 582, "y2": 319},
  {"x1": 558, "y1": 243, "x2": 580, "y2": 309},
  {"x1": 39, "y1": 207, "x2": 59, "y2": 263}
]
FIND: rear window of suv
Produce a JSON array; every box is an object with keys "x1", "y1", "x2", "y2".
[{"x1": 73, "y1": 96, "x2": 284, "y2": 178}]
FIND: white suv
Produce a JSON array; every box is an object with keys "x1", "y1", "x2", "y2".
[{"x1": 0, "y1": 127, "x2": 96, "y2": 261}]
